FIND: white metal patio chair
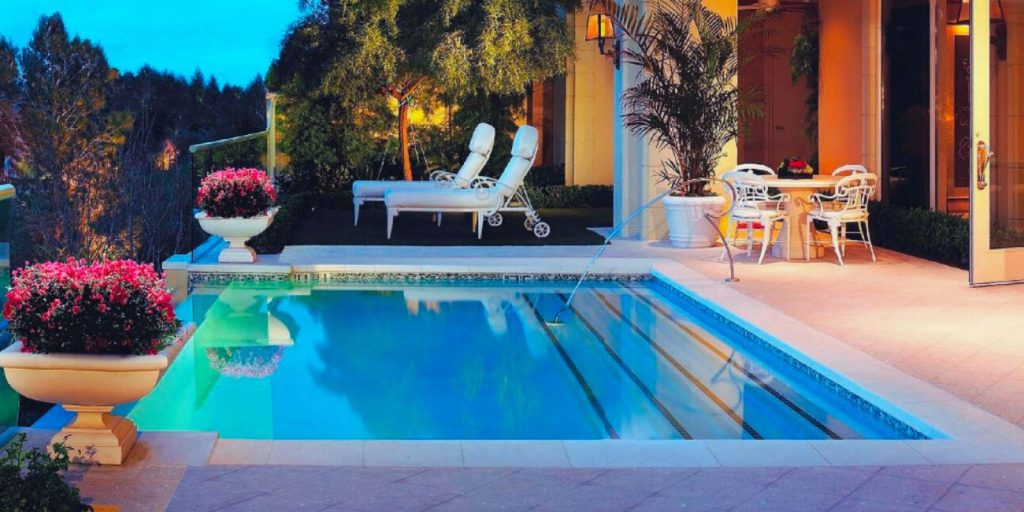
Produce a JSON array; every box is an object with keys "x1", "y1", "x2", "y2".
[
  {"x1": 805, "y1": 173, "x2": 878, "y2": 266},
  {"x1": 720, "y1": 171, "x2": 791, "y2": 265},
  {"x1": 352, "y1": 123, "x2": 496, "y2": 226},
  {"x1": 384, "y1": 125, "x2": 548, "y2": 240},
  {"x1": 831, "y1": 164, "x2": 869, "y2": 177},
  {"x1": 731, "y1": 163, "x2": 776, "y2": 176}
]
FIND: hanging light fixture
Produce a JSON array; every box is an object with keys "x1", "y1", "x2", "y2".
[
  {"x1": 947, "y1": 0, "x2": 1007, "y2": 59},
  {"x1": 585, "y1": 12, "x2": 621, "y2": 68},
  {"x1": 947, "y1": 0, "x2": 1005, "y2": 25}
]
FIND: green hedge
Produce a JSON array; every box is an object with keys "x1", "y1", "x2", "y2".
[
  {"x1": 250, "y1": 191, "x2": 317, "y2": 254},
  {"x1": 868, "y1": 202, "x2": 968, "y2": 268},
  {"x1": 526, "y1": 185, "x2": 613, "y2": 208}
]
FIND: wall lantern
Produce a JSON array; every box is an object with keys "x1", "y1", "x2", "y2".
[
  {"x1": 946, "y1": 0, "x2": 1007, "y2": 59},
  {"x1": 586, "y1": 13, "x2": 621, "y2": 69}
]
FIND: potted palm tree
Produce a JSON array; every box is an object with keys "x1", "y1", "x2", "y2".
[{"x1": 604, "y1": 0, "x2": 761, "y2": 247}]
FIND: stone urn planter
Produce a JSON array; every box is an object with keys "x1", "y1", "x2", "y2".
[
  {"x1": 195, "y1": 167, "x2": 278, "y2": 263},
  {"x1": 662, "y1": 194, "x2": 726, "y2": 248},
  {"x1": 0, "y1": 328, "x2": 192, "y2": 465},
  {"x1": 0, "y1": 259, "x2": 186, "y2": 465},
  {"x1": 196, "y1": 207, "x2": 278, "y2": 263}
]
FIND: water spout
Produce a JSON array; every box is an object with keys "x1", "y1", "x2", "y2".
[{"x1": 547, "y1": 177, "x2": 738, "y2": 326}]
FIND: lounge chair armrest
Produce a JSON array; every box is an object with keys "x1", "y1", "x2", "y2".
[
  {"x1": 470, "y1": 176, "x2": 515, "y2": 195},
  {"x1": 809, "y1": 192, "x2": 842, "y2": 216},
  {"x1": 429, "y1": 170, "x2": 455, "y2": 181}
]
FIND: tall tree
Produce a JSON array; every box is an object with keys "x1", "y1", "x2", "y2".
[{"x1": 273, "y1": 0, "x2": 577, "y2": 181}]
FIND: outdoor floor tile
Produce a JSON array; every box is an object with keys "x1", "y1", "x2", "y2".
[
  {"x1": 530, "y1": 481, "x2": 651, "y2": 512},
  {"x1": 732, "y1": 485, "x2": 845, "y2": 512},
  {"x1": 769, "y1": 466, "x2": 879, "y2": 495},
  {"x1": 957, "y1": 464, "x2": 1024, "y2": 492},
  {"x1": 846, "y1": 474, "x2": 951, "y2": 509},
  {"x1": 878, "y1": 464, "x2": 971, "y2": 484},
  {"x1": 829, "y1": 497, "x2": 928, "y2": 512},
  {"x1": 401, "y1": 467, "x2": 519, "y2": 494},
  {"x1": 319, "y1": 481, "x2": 459, "y2": 512},
  {"x1": 584, "y1": 468, "x2": 698, "y2": 494},
  {"x1": 930, "y1": 484, "x2": 1024, "y2": 512}
]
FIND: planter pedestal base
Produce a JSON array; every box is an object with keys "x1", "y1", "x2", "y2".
[
  {"x1": 55, "y1": 405, "x2": 138, "y2": 465},
  {"x1": 219, "y1": 242, "x2": 257, "y2": 263}
]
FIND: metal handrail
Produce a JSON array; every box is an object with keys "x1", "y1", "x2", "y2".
[{"x1": 549, "y1": 177, "x2": 738, "y2": 325}]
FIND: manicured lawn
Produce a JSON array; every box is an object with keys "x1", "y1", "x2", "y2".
[{"x1": 288, "y1": 207, "x2": 611, "y2": 246}]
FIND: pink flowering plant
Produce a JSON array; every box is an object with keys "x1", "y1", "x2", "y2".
[
  {"x1": 3, "y1": 259, "x2": 179, "y2": 355},
  {"x1": 196, "y1": 167, "x2": 277, "y2": 218}
]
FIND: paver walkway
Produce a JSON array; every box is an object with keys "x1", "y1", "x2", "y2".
[{"x1": 76, "y1": 464, "x2": 1024, "y2": 511}]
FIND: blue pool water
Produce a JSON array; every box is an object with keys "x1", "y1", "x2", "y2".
[{"x1": 129, "y1": 280, "x2": 926, "y2": 440}]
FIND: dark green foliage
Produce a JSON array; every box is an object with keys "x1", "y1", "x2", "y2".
[
  {"x1": 250, "y1": 192, "x2": 318, "y2": 254},
  {"x1": 0, "y1": 14, "x2": 266, "y2": 266},
  {"x1": 527, "y1": 185, "x2": 612, "y2": 209},
  {"x1": 0, "y1": 434, "x2": 90, "y2": 512},
  {"x1": 868, "y1": 202, "x2": 969, "y2": 268},
  {"x1": 267, "y1": 0, "x2": 577, "y2": 190},
  {"x1": 790, "y1": 8, "x2": 820, "y2": 167},
  {"x1": 525, "y1": 164, "x2": 566, "y2": 187}
]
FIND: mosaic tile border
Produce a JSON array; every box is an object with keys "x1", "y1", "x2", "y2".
[
  {"x1": 650, "y1": 278, "x2": 931, "y2": 441},
  {"x1": 189, "y1": 271, "x2": 650, "y2": 289}
]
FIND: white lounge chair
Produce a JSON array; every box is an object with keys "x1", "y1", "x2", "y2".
[
  {"x1": 384, "y1": 125, "x2": 549, "y2": 240},
  {"x1": 352, "y1": 123, "x2": 496, "y2": 226}
]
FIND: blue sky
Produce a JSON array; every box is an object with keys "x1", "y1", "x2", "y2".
[{"x1": 0, "y1": 0, "x2": 304, "y2": 86}]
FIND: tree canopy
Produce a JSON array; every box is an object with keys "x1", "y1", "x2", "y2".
[{"x1": 269, "y1": 0, "x2": 578, "y2": 185}]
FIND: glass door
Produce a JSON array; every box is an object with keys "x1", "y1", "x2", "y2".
[{"x1": 970, "y1": 0, "x2": 1024, "y2": 285}]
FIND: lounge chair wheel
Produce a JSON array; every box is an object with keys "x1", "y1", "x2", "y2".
[
  {"x1": 533, "y1": 222, "x2": 551, "y2": 238},
  {"x1": 487, "y1": 213, "x2": 503, "y2": 227},
  {"x1": 524, "y1": 218, "x2": 535, "y2": 231}
]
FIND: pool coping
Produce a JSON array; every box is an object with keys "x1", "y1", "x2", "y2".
[{"x1": 108, "y1": 256, "x2": 1024, "y2": 467}]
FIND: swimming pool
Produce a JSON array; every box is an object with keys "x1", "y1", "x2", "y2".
[{"x1": 129, "y1": 279, "x2": 927, "y2": 440}]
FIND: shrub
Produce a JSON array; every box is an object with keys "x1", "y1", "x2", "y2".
[
  {"x1": 525, "y1": 165, "x2": 566, "y2": 187},
  {"x1": 868, "y1": 202, "x2": 969, "y2": 269},
  {"x1": 197, "y1": 167, "x2": 277, "y2": 218},
  {"x1": 0, "y1": 434, "x2": 90, "y2": 512},
  {"x1": 4, "y1": 259, "x2": 178, "y2": 355},
  {"x1": 250, "y1": 192, "x2": 317, "y2": 254},
  {"x1": 527, "y1": 185, "x2": 613, "y2": 209}
]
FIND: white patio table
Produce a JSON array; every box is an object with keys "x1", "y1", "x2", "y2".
[{"x1": 760, "y1": 175, "x2": 842, "y2": 260}]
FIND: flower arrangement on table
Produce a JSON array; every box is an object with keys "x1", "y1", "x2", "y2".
[
  {"x1": 196, "y1": 167, "x2": 277, "y2": 218},
  {"x1": 195, "y1": 168, "x2": 279, "y2": 263},
  {"x1": 205, "y1": 346, "x2": 284, "y2": 379},
  {"x1": 4, "y1": 259, "x2": 179, "y2": 355},
  {"x1": 777, "y1": 158, "x2": 815, "y2": 179}
]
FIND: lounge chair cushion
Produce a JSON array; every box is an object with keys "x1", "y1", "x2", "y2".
[
  {"x1": 385, "y1": 188, "x2": 502, "y2": 210},
  {"x1": 353, "y1": 180, "x2": 443, "y2": 199}
]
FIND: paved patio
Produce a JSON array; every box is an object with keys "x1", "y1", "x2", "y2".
[
  {"x1": 30, "y1": 241, "x2": 1024, "y2": 510},
  {"x1": 74, "y1": 463, "x2": 1024, "y2": 511}
]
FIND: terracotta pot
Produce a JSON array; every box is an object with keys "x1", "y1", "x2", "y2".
[
  {"x1": 195, "y1": 207, "x2": 278, "y2": 263},
  {"x1": 0, "y1": 326, "x2": 194, "y2": 464},
  {"x1": 661, "y1": 194, "x2": 726, "y2": 248}
]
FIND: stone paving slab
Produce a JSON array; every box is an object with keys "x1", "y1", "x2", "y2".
[{"x1": 112, "y1": 464, "x2": 1024, "y2": 512}]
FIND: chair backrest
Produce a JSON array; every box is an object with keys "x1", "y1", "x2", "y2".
[
  {"x1": 732, "y1": 163, "x2": 776, "y2": 176},
  {"x1": 452, "y1": 123, "x2": 496, "y2": 186},
  {"x1": 722, "y1": 170, "x2": 771, "y2": 209},
  {"x1": 832, "y1": 164, "x2": 868, "y2": 177},
  {"x1": 495, "y1": 125, "x2": 540, "y2": 198},
  {"x1": 835, "y1": 173, "x2": 877, "y2": 213}
]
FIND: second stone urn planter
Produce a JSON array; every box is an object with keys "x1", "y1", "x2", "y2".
[{"x1": 196, "y1": 207, "x2": 278, "y2": 263}]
